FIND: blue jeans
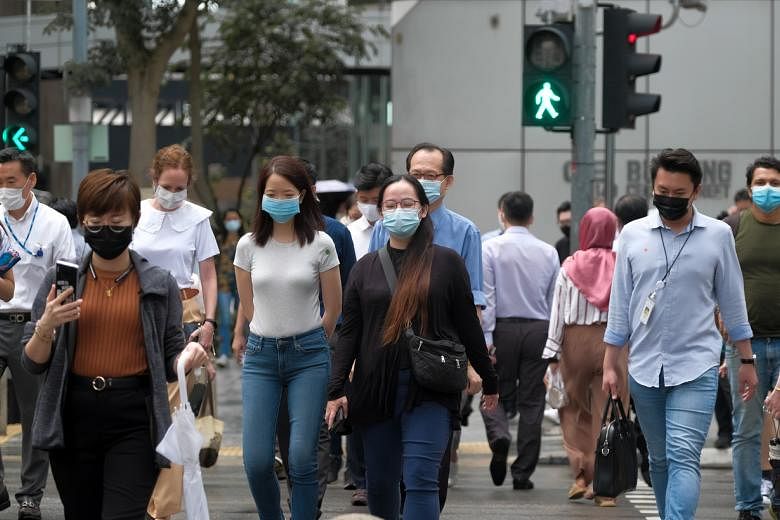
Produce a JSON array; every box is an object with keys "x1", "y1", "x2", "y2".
[
  {"x1": 727, "y1": 337, "x2": 780, "y2": 514},
  {"x1": 217, "y1": 289, "x2": 239, "y2": 357},
  {"x1": 630, "y1": 367, "x2": 718, "y2": 520},
  {"x1": 360, "y1": 370, "x2": 451, "y2": 520},
  {"x1": 242, "y1": 327, "x2": 330, "y2": 520}
]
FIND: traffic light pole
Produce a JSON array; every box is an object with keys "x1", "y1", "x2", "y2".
[
  {"x1": 570, "y1": 0, "x2": 597, "y2": 253},
  {"x1": 70, "y1": 0, "x2": 90, "y2": 198}
]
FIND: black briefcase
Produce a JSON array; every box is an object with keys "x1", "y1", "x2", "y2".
[{"x1": 593, "y1": 397, "x2": 638, "y2": 498}]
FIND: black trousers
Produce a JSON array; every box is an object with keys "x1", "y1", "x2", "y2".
[
  {"x1": 49, "y1": 382, "x2": 158, "y2": 520},
  {"x1": 484, "y1": 318, "x2": 549, "y2": 483}
]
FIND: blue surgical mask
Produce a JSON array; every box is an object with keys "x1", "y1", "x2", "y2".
[
  {"x1": 224, "y1": 220, "x2": 241, "y2": 233},
  {"x1": 262, "y1": 195, "x2": 300, "y2": 223},
  {"x1": 382, "y1": 208, "x2": 421, "y2": 238},
  {"x1": 419, "y1": 179, "x2": 443, "y2": 203},
  {"x1": 751, "y1": 185, "x2": 780, "y2": 213}
]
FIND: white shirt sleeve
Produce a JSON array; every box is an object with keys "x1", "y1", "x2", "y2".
[
  {"x1": 195, "y1": 218, "x2": 220, "y2": 263},
  {"x1": 317, "y1": 232, "x2": 340, "y2": 273},
  {"x1": 233, "y1": 234, "x2": 253, "y2": 272}
]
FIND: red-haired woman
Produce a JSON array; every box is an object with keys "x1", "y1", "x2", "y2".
[
  {"x1": 326, "y1": 174, "x2": 498, "y2": 520},
  {"x1": 234, "y1": 156, "x2": 341, "y2": 519}
]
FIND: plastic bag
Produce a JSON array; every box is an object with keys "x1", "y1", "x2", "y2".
[{"x1": 545, "y1": 365, "x2": 568, "y2": 409}]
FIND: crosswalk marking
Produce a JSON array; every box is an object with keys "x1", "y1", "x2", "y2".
[{"x1": 625, "y1": 481, "x2": 659, "y2": 519}]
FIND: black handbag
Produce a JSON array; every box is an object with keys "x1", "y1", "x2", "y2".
[
  {"x1": 593, "y1": 397, "x2": 638, "y2": 498},
  {"x1": 378, "y1": 246, "x2": 468, "y2": 394}
]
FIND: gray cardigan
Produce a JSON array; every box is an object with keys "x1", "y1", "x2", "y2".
[{"x1": 21, "y1": 250, "x2": 185, "y2": 468}]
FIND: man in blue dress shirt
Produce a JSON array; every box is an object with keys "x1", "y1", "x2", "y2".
[
  {"x1": 368, "y1": 142, "x2": 484, "y2": 505},
  {"x1": 603, "y1": 148, "x2": 757, "y2": 520}
]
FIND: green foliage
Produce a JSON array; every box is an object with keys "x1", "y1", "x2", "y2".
[{"x1": 204, "y1": 0, "x2": 383, "y2": 152}]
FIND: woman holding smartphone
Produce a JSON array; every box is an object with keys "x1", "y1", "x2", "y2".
[
  {"x1": 326, "y1": 174, "x2": 499, "y2": 520},
  {"x1": 234, "y1": 155, "x2": 341, "y2": 519},
  {"x1": 21, "y1": 168, "x2": 209, "y2": 519}
]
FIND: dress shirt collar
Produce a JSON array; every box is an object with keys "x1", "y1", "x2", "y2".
[
  {"x1": 504, "y1": 226, "x2": 530, "y2": 235},
  {"x1": 648, "y1": 207, "x2": 708, "y2": 231},
  {"x1": 355, "y1": 215, "x2": 373, "y2": 231}
]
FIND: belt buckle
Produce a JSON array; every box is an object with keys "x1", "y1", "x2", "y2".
[
  {"x1": 91, "y1": 376, "x2": 107, "y2": 391},
  {"x1": 10, "y1": 313, "x2": 24, "y2": 323}
]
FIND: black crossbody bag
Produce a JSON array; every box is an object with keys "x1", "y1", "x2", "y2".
[{"x1": 378, "y1": 246, "x2": 468, "y2": 394}]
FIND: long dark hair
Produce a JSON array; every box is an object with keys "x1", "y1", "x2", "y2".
[
  {"x1": 252, "y1": 156, "x2": 323, "y2": 247},
  {"x1": 379, "y1": 174, "x2": 434, "y2": 345}
]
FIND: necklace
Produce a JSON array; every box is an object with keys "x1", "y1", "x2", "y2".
[{"x1": 88, "y1": 262, "x2": 134, "y2": 297}]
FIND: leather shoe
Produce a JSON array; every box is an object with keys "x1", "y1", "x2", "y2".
[
  {"x1": 594, "y1": 496, "x2": 617, "y2": 507},
  {"x1": 568, "y1": 481, "x2": 588, "y2": 500},
  {"x1": 512, "y1": 479, "x2": 534, "y2": 490},
  {"x1": 489, "y1": 438, "x2": 510, "y2": 486}
]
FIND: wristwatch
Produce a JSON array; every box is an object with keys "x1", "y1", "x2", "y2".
[
  {"x1": 740, "y1": 354, "x2": 756, "y2": 365},
  {"x1": 202, "y1": 318, "x2": 217, "y2": 329}
]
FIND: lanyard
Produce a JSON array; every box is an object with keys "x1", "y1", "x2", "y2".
[
  {"x1": 4, "y1": 202, "x2": 42, "y2": 257},
  {"x1": 657, "y1": 220, "x2": 694, "y2": 283}
]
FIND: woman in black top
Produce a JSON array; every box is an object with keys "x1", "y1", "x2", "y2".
[{"x1": 326, "y1": 174, "x2": 498, "y2": 520}]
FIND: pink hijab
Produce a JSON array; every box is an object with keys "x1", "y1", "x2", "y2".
[{"x1": 562, "y1": 207, "x2": 617, "y2": 312}]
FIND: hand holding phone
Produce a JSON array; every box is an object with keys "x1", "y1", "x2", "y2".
[
  {"x1": 0, "y1": 250, "x2": 20, "y2": 277},
  {"x1": 55, "y1": 261, "x2": 79, "y2": 304}
]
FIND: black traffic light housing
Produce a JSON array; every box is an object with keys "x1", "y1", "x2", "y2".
[
  {"x1": 2, "y1": 49, "x2": 40, "y2": 154},
  {"x1": 523, "y1": 23, "x2": 574, "y2": 127},
  {"x1": 602, "y1": 8, "x2": 662, "y2": 130}
]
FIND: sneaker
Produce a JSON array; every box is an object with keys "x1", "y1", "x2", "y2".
[
  {"x1": 489, "y1": 438, "x2": 510, "y2": 486},
  {"x1": 18, "y1": 498, "x2": 41, "y2": 520},
  {"x1": 351, "y1": 489, "x2": 368, "y2": 506},
  {"x1": 512, "y1": 479, "x2": 534, "y2": 490},
  {"x1": 763, "y1": 478, "x2": 773, "y2": 506},
  {"x1": 215, "y1": 354, "x2": 229, "y2": 367},
  {"x1": 274, "y1": 455, "x2": 287, "y2": 481},
  {"x1": 543, "y1": 406, "x2": 560, "y2": 425}
]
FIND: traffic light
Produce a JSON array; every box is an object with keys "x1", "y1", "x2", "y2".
[
  {"x1": 602, "y1": 8, "x2": 662, "y2": 130},
  {"x1": 2, "y1": 49, "x2": 40, "y2": 153},
  {"x1": 523, "y1": 23, "x2": 573, "y2": 127}
]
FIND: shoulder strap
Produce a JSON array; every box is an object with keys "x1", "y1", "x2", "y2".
[{"x1": 378, "y1": 246, "x2": 397, "y2": 293}]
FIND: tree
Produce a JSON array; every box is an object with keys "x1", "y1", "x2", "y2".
[
  {"x1": 47, "y1": 0, "x2": 202, "y2": 185},
  {"x1": 204, "y1": 0, "x2": 381, "y2": 206}
]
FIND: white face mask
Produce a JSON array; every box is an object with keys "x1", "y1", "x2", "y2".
[
  {"x1": 357, "y1": 201, "x2": 380, "y2": 224},
  {"x1": 0, "y1": 177, "x2": 30, "y2": 211},
  {"x1": 155, "y1": 185, "x2": 187, "y2": 210}
]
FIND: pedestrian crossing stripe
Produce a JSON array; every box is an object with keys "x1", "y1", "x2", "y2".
[{"x1": 625, "y1": 482, "x2": 659, "y2": 520}]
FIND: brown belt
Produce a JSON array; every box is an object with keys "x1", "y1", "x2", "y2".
[{"x1": 180, "y1": 288, "x2": 199, "y2": 300}]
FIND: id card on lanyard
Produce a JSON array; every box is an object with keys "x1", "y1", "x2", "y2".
[
  {"x1": 4, "y1": 202, "x2": 44, "y2": 259},
  {"x1": 640, "y1": 223, "x2": 695, "y2": 326}
]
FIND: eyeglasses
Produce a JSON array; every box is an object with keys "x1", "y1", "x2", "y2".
[
  {"x1": 381, "y1": 198, "x2": 421, "y2": 211},
  {"x1": 83, "y1": 224, "x2": 131, "y2": 234},
  {"x1": 409, "y1": 171, "x2": 446, "y2": 182}
]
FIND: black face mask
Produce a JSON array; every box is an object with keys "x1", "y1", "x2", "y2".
[
  {"x1": 84, "y1": 226, "x2": 133, "y2": 260},
  {"x1": 560, "y1": 224, "x2": 571, "y2": 238},
  {"x1": 653, "y1": 194, "x2": 690, "y2": 221}
]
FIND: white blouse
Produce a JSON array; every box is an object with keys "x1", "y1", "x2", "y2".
[{"x1": 543, "y1": 269, "x2": 609, "y2": 359}]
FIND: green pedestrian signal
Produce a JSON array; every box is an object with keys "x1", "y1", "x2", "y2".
[
  {"x1": 2, "y1": 125, "x2": 34, "y2": 151},
  {"x1": 523, "y1": 24, "x2": 573, "y2": 127}
]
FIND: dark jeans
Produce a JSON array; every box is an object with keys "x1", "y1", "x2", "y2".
[
  {"x1": 347, "y1": 429, "x2": 366, "y2": 489},
  {"x1": 0, "y1": 320, "x2": 48, "y2": 505},
  {"x1": 49, "y1": 381, "x2": 158, "y2": 520},
  {"x1": 362, "y1": 370, "x2": 450, "y2": 520},
  {"x1": 481, "y1": 318, "x2": 549, "y2": 483}
]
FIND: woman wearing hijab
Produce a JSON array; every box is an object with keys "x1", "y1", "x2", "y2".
[{"x1": 543, "y1": 207, "x2": 629, "y2": 507}]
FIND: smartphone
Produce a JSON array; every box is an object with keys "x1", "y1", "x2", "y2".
[
  {"x1": 0, "y1": 251, "x2": 20, "y2": 277},
  {"x1": 55, "y1": 260, "x2": 79, "y2": 303}
]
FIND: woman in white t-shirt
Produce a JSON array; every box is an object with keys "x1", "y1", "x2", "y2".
[{"x1": 234, "y1": 156, "x2": 341, "y2": 520}]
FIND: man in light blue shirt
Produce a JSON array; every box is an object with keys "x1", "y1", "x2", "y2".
[
  {"x1": 368, "y1": 142, "x2": 483, "y2": 503},
  {"x1": 479, "y1": 192, "x2": 559, "y2": 490},
  {"x1": 603, "y1": 148, "x2": 757, "y2": 520}
]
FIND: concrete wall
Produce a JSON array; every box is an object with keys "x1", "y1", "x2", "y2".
[{"x1": 391, "y1": 0, "x2": 778, "y2": 243}]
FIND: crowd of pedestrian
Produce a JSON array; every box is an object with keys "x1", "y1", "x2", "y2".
[{"x1": 0, "y1": 143, "x2": 776, "y2": 520}]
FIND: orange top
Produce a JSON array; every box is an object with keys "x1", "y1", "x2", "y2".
[{"x1": 72, "y1": 267, "x2": 148, "y2": 378}]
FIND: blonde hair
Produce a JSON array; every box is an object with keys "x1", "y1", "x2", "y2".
[{"x1": 151, "y1": 144, "x2": 194, "y2": 184}]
